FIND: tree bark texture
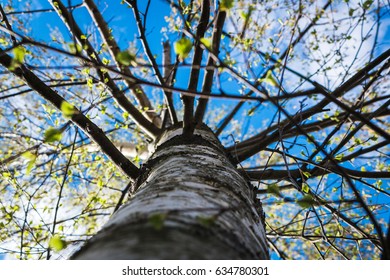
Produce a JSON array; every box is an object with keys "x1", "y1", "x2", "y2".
[{"x1": 71, "y1": 124, "x2": 269, "y2": 259}]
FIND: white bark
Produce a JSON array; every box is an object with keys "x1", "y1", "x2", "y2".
[
  {"x1": 86, "y1": 142, "x2": 150, "y2": 160},
  {"x1": 71, "y1": 124, "x2": 268, "y2": 259}
]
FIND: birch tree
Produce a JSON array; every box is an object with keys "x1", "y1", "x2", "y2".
[{"x1": 0, "y1": 0, "x2": 389, "y2": 259}]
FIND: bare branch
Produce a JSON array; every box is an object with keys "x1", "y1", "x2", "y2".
[
  {"x1": 245, "y1": 166, "x2": 390, "y2": 181},
  {"x1": 162, "y1": 40, "x2": 178, "y2": 125},
  {"x1": 194, "y1": 9, "x2": 226, "y2": 126},
  {"x1": 183, "y1": 0, "x2": 210, "y2": 136}
]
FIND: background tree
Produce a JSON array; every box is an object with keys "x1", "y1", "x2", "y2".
[{"x1": 0, "y1": 0, "x2": 389, "y2": 259}]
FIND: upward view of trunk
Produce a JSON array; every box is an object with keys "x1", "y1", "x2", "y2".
[{"x1": 71, "y1": 124, "x2": 269, "y2": 259}]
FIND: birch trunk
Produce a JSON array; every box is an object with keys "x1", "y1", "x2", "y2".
[{"x1": 71, "y1": 124, "x2": 269, "y2": 259}]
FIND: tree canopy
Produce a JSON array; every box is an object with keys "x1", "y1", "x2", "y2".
[{"x1": 0, "y1": 0, "x2": 389, "y2": 259}]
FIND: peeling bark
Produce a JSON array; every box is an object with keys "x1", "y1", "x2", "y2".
[{"x1": 71, "y1": 124, "x2": 268, "y2": 259}]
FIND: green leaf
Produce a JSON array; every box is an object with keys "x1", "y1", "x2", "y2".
[
  {"x1": 22, "y1": 151, "x2": 36, "y2": 161},
  {"x1": 60, "y1": 101, "x2": 76, "y2": 118},
  {"x1": 82, "y1": 68, "x2": 90, "y2": 75},
  {"x1": 302, "y1": 183, "x2": 310, "y2": 193},
  {"x1": 148, "y1": 213, "x2": 167, "y2": 230},
  {"x1": 26, "y1": 159, "x2": 35, "y2": 174},
  {"x1": 220, "y1": 0, "x2": 234, "y2": 11},
  {"x1": 44, "y1": 128, "x2": 62, "y2": 143},
  {"x1": 0, "y1": 38, "x2": 8, "y2": 46},
  {"x1": 174, "y1": 38, "x2": 192, "y2": 60},
  {"x1": 68, "y1": 43, "x2": 82, "y2": 54},
  {"x1": 335, "y1": 153, "x2": 344, "y2": 161},
  {"x1": 97, "y1": 178, "x2": 104, "y2": 188},
  {"x1": 14, "y1": 46, "x2": 26, "y2": 64},
  {"x1": 102, "y1": 57, "x2": 110, "y2": 65},
  {"x1": 116, "y1": 51, "x2": 136, "y2": 66},
  {"x1": 9, "y1": 46, "x2": 26, "y2": 70},
  {"x1": 22, "y1": 151, "x2": 37, "y2": 175},
  {"x1": 354, "y1": 137, "x2": 362, "y2": 145},
  {"x1": 375, "y1": 180, "x2": 383, "y2": 188},
  {"x1": 87, "y1": 78, "x2": 93, "y2": 88},
  {"x1": 297, "y1": 194, "x2": 315, "y2": 209},
  {"x1": 122, "y1": 111, "x2": 129, "y2": 119},
  {"x1": 133, "y1": 154, "x2": 141, "y2": 164},
  {"x1": 362, "y1": 0, "x2": 373, "y2": 10},
  {"x1": 315, "y1": 156, "x2": 322, "y2": 162},
  {"x1": 302, "y1": 171, "x2": 311, "y2": 179},
  {"x1": 267, "y1": 184, "x2": 281, "y2": 197},
  {"x1": 2, "y1": 171, "x2": 11, "y2": 179},
  {"x1": 240, "y1": 11, "x2": 249, "y2": 21},
  {"x1": 258, "y1": 70, "x2": 279, "y2": 87},
  {"x1": 49, "y1": 235, "x2": 67, "y2": 252},
  {"x1": 200, "y1": 37, "x2": 212, "y2": 50}
]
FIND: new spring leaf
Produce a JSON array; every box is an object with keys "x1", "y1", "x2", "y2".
[
  {"x1": 174, "y1": 38, "x2": 192, "y2": 60},
  {"x1": 49, "y1": 235, "x2": 67, "y2": 251},
  {"x1": 116, "y1": 51, "x2": 136, "y2": 66},
  {"x1": 61, "y1": 101, "x2": 77, "y2": 118},
  {"x1": 44, "y1": 128, "x2": 63, "y2": 143}
]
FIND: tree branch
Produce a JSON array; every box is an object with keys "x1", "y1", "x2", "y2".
[
  {"x1": 0, "y1": 51, "x2": 140, "y2": 179},
  {"x1": 162, "y1": 40, "x2": 178, "y2": 125},
  {"x1": 83, "y1": 0, "x2": 161, "y2": 128},
  {"x1": 49, "y1": 0, "x2": 161, "y2": 139},
  {"x1": 124, "y1": 0, "x2": 176, "y2": 127},
  {"x1": 183, "y1": 0, "x2": 210, "y2": 136},
  {"x1": 245, "y1": 166, "x2": 390, "y2": 181},
  {"x1": 228, "y1": 49, "x2": 390, "y2": 162},
  {"x1": 194, "y1": 9, "x2": 226, "y2": 126},
  {"x1": 215, "y1": 0, "x2": 333, "y2": 136}
]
